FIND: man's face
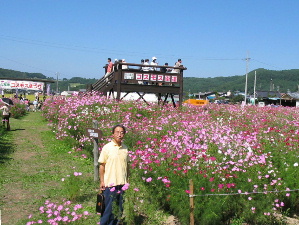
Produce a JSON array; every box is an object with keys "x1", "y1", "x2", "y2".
[{"x1": 113, "y1": 126, "x2": 125, "y2": 144}]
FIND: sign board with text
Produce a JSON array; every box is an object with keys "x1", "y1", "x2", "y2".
[
  {"x1": 133, "y1": 73, "x2": 178, "y2": 83},
  {"x1": 86, "y1": 128, "x2": 102, "y2": 138},
  {"x1": 0, "y1": 79, "x2": 44, "y2": 91}
]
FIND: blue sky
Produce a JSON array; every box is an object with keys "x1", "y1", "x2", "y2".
[{"x1": 0, "y1": 0, "x2": 298, "y2": 79}]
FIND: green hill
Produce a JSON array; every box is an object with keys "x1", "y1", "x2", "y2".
[
  {"x1": 184, "y1": 68, "x2": 299, "y2": 94},
  {"x1": 0, "y1": 68, "x2": 49, "y2": 80},
  {"x1": 0, "y1": 68, "x2": 97, "y2": 92},
  {"x1": 1, "y1": 67, "x2": 299, "y2": 93}
]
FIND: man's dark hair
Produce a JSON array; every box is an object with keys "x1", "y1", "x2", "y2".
[
  {"x1": 108, "y1": 58, "x2": 111, "y2": 61},
  {"x1": 112, "y1": 124, "x2": 126, "y2": 134}
]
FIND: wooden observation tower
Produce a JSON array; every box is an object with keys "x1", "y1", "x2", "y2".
[{"x1": 91, "y1": 61, "x2": 187, "y2": 107}]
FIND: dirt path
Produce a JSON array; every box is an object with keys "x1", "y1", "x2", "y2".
[{"x1": 0, "y1": 112, "x2": 50, "y2": 225}]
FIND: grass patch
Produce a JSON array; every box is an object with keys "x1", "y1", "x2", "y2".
[
  {"x1": 0, "y1": 112, "x2": 100, "y2": 224},
  {"x1": 0, "y1": 126, "x2": 14, "y2": 164}
]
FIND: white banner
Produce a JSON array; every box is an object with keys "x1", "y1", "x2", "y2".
[{"x1": 0, "y1": 80, "x2": 44, "y2": 91}]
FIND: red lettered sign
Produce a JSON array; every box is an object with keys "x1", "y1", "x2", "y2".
[
  {"x1": 143, "y1": 74, "x2": 149, "y2": 80},
  {"x1": 165, "y1": 76, "x2": 171, "y2": 82},
  {"x1": 136, "y1": 74, "x2": 142, "y2": 80},
  {"x1": 171, "y1": 76, "x2": 178, "y2": 83}
]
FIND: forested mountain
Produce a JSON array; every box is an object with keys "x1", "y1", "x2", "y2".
[
  {"x1": 184, "y1": 68, "x2": 299, "y2": 94},
  {"x1": 0, "y1": 68, "x2": 50, "y2": 80},
  {"x1": 0, "y1": 68, "x2": 97, "y2": 91},
  {"x1": 1, "y1": 67, "x2": 298, "y2": 93}
]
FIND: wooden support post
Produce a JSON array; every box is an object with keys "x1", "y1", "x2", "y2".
[
  {"x1": 179, "y1": 70, "x2": 183, "y2": 107},
  {"x1": 163, "y1": 93, "x2": 169, "y2": 105},
  {"x1": 136, "y1": 92, "x2": 149, "y2": 105},
  {"x1": 121, "y1": 92, "x2": 130, "y2": 100},
  {"x1": 116, "y1": 69, "x2": 121, "y2": 101},
  {"x1": 189, "y1": 179, "x2": 195, "y2": 225},
  {"x1": 93, "y1": 120, "x2": 99, "y2": 182},
  {"x1": 170, "y1": 93, "x2": 176, "y2": 107}
]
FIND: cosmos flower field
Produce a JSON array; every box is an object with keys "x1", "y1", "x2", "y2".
[{"x1": 41, "y1": 92, "x2": 299, "y2": 224}]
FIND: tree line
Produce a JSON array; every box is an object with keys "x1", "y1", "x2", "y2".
[
  {"x1": 184, "y1": 68, "x2": 299, "y2": 94},
  {"x1": 1, "y1": 67, "x2": 299, "y2": 93}
]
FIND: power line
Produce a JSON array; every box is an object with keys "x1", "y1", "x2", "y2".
[
  {"x1": 0, "y1": 56, "x2": 56, "y2": 74},
  {"x1": 0, "y1": 55, "x2": 84, "y2": 79},
  {"x1": 0, "y1": 35, "x2": 244, "y2": 61},
  {"x1": 251, "y1": 59, "x2": 285, "y2": 71}
]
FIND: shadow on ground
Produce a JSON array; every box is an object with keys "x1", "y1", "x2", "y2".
[
  {"x1": 0, "y1": 128, "x2": 15, "y2": 164},
  {"x1": 10, "y1": 128, "x2": 26, "y2": 131}
]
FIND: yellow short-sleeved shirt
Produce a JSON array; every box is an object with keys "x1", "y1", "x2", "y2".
[{"x1": 98, "y1": 141, "x2": 128, "y2": 187}]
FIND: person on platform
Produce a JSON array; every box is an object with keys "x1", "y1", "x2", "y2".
[
  {"x1": 141, "y1": 59, "x2": 150, "y2": 72},
  {"x1": 161, "y1": 62, "x2": 171, "y2": 73},
  {"x1": 172, "y1": 58, "x2": 182, "y2": 73},
  {"x1": 150, "y1": 56, "x2": 158, "y2": 71},
  {"x1": 104, "y1": 58, "x2": 114, "y2": 83}
]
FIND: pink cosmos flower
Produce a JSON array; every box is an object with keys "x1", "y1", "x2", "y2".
[
  {"x1": 146, "y1": 177, "x2": 152, "y2": 182},
  {"x1": 74, "y1": 204, "x2": 82, "y2": 210},
  {"x1": 218, "y1": 184, "x2": 224, "y2": 189},
  {"x1": 122, "y1": 183, "x2": 130, "y2": 191},
  {"x1": 110, "y1": 187, "x2": 115, "y2": 192},
  {"x1": 162, "y1": 178, "x2": 171, "y2": 184}
]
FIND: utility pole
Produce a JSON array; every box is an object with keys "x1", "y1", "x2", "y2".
[
  {"x1": 270, "y1": 78, "x2": 273, "y2": 91},
  {"x1": 253, "y1": 71, "x2": 256, "y2": 105},
  {"x1": 56, "y1": 72, "x2": 59, "y2": 94},
  {"x1": 244, "y1": 53, "x2": 251, "y2": 104}
]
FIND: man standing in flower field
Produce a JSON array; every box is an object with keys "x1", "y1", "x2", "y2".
[
  {"x1": 99, "y1": 124, "x2": 129, "y2": 225},
  {"x1": 0, "y1": 101, "x2": 11, "y2": 130}
]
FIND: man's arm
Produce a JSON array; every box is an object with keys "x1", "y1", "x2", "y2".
[{"x1": 99, "y1": 163, "x2": 106, "y2": 190}]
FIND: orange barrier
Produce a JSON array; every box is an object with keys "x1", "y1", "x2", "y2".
[{"x1": 184, "y1": 99, "x2": 209, "y2": 106}]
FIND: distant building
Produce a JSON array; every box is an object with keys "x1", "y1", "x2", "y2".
[
  {"x1": 281, "y1": 92, "x2": 299, "y2": 107},
  {"x1": 255, "y1": 90, "x2": 281, "y2": 105}
]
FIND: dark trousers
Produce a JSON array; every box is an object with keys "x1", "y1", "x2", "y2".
[
  {"x1": 2, "y1": 115, "x2": 10, "y2": 131},
  {"x1": 100, "y1": 185, "x2": 124, "y2": 225}
]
